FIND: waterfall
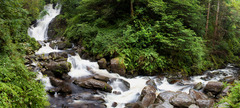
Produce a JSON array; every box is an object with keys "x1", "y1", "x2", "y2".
[{"x1": 28, "y1": 3, "x2": 238, "y2": 108}]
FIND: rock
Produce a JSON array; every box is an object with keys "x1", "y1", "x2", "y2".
[
  {"x1": 189, "y1": 89, "x2": 208, "y2": 100},
  {"x1": 142, "y1": 93, "x2": 156, "y2": 107},
  {"x1": 157, "y1": 91, "x2": 179, "y2": 102},
  {"x1": 98, "y1": 58, "x2": 107, "y2": 69},
  {"x1": 204, "y1": 81, "x2": 224, "y2": 95},
  {"x1": 109, "y1": 78, "x2": 130, "y2": 92},
  {"x1": 45, "y1": 61, "x2": 71, "y2": 74},
  {"x1": 150, "y1": 102, "x2": 174, "y2": 108},
  {"x1": 59, "y1": 83, "x2": 72, "y2": 94},
  {"x1": 170, "y1": 92, "x2": 195, "y2": 107},
  {"x1": 217, "y1": 86, "x2": 231, "y2": 98},
  {"x1": 217, "y1": 102, "x2": 229, "y2": 108},
  {"x1": 221, "y1": 76, "x2": 235, "y2": 83},
  {"x1": 62, "y1": 73, "x2": 71, "y2": 80},
  {"x1": 47, "y1": 87, "x2": 60, "y2": 95},
  {"x1": 139, "y1": 85, "x2": 156, "y2": 101},
  {"x1": 49, "y1": 77, "x2": 64, "y2": 87},
  {"x1": 49, "y1": 52, "x2": 68, "y2": 59},
  {"x1": 73, "y1": 92, "x2": 105, "y2": 103},
  {"x1": 189, "y1": 104, "x2": 200, "y2": 108},
  {"x1": 74, "y1": 78, "x2": 112, "y2": 92},
  {"x1": 196, "y1": 99, "x2": 214, "y2": 108},
  {"x1": 112, "y1": 102, "x2": 118, "y2": 107},
  {"x1": 125, "y1": 102, "x2": 144, "y2": 108},
  {"x1": 113, "y1": 91, "x2": 121, "y2": 95},
  {"x1": 93, "y1": 75, "x2": 109, "y2": 82},
  {"x1": 110, "y1": 57, "x2": 126, "y2": 76},
  {"x1": 50, "y1": 41, "x2": 72, "y2": 50},
  {"x1": 146, "y1": 79, "x2": 157, "y2": 88},
  {"x1": 193, "y1": 82, "x2": 203, "y2": 90}
]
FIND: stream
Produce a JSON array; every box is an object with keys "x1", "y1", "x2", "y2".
[{"x1": 27, "y1": 4, "x2": 239, "y2": 108}]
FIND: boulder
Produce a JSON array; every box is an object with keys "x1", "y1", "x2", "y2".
[
  {"x1": 125, "y1": 102, "x2": 144, "y2": 108},
  {"x1": 110, "y1": 57, "x2": 126, "y2": 76},
  {"x1": 112, "y1": 102, "x2": 118, "y2": 107},
  {"x1": 170, "y1": 92, "x2": 195, "y2": 107},
  {"x1": 98, "y1": 58, "x2": 107, "y2": 69},
  {"x1": 45, "y1": 61, "x2": 71, "y2": 74},
  {"x1": 93, "y1": 75, "x2": 109, "y2": 82},
  {"x1": 74, "y1": 78, "x2": 112, "y2": 92},
  {"x1": 189, "y1": 89, "x2": 208, "y2": 100},
  {"x1": 146, "y1": 79, "x2": 157, "y2": 88},
  {"x1": 157, "y1": 91, "x2": 179, "y2": 102},
  {"x1": 139, "y1": 85, "x2": 156, "y2": 101},
  {"x1": 189, "y1": 104, "x2": 200, "y2": 108},
  {"x1": 142, "y1": 93, "x2": 156, "y2": 107},
  {"x1": 59, "y1": 83, "x2": 72, "y2": 94},
  {"x1": 49, "y1": 76, "x2": 64, "y2": 87},
  {"x1": 49, "y1": 52, "x2": 68, "y2": 59},
  {"x1": 50, "y1": 41, "x2": 72, "y2": 50},
  {"x1": 217, "y1": 86, "x2": 231, "y2": 98},
  {"x1": 149, "y1": 102, "x2": 174, "y2": 108},
  {"x1": 196, "y1": 99, "x2": 214, "y2": 108},
  {"x1": 204, "y1": 81, "x2": 223, "y2": 95}
]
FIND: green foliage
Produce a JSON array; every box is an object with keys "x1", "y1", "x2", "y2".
[
  {"x1": 0, "y1": 0, "x2": 49, "y2": 107},
  {"x1": 61, "y1": 0, "x2": 240, "y2": 75},
  {"x1": 218, "y1": 82, "x2": 240, "y2": 108}
]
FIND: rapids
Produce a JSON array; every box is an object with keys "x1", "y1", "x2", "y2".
[{"x1": 28, "y1": 4, "x2": 239, "y2": 108}]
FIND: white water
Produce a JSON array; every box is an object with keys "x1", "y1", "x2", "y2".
[
  {"x1": 29, "y1": 4, "x2": 238, "y2": 108},
  {"x1": 28, "y1": 4, "x2": 61, "y2": 90}
]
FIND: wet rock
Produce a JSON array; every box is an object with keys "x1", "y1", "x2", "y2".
[
  {"x1": 98, "y1": 58, "x2": 107, "y2": 69},
  {"x1": 170, "y1": 92, "x2": 195, "y2": 107},
  {"x1": 73, "y1": 92, "x2": 105, "y2": 103},
  {"x1": 45, "y1": 61, "x2": 71, "y2": 74},
  {"x1": 189, "y1": 104, "x2": 200, "y2": 108},
  {"x1": 112, "y1": 102, "x2": 118, "y2": 107},
  {"x1": 110, "y1": 57, "x2": 126, "y2": 76},
  {"x1": 50, "y1": 41, "x2": 72, "y2": 50},
  {"x1": 221, "y1": 76, "x2": 235, "y2": 83},
  {"x1": 157, "y1": 91, "x2": 179, "y2": 102},
  {"x1": 189, "y1": 89, "x2": 208, "y2": 100},
  {"x1": 49, "y1": 76, "x2": 64, "y2": 87},
  {"x1": 139, "y1": 85, "x2": 156, "y2": 101},
  {"x1": 110, "y1": 78, "x2": 130, "y2": 92},
  {"x1": 47, "y1": 87, "x2": 60, "y2": 95},
  {"x1": 217, "y1": 102, "x2": 229, "y2": 108},
  {"x1": 193, "y1": 82, "x2": 203, "y2": 90},
  {"x1": 204, "y1": 81, "x2": 223, "y2": 95},
  {"x1": 217, "y1": 86, "x2": 231, "y2": 98},
  {"x1": 62, "y1": 73, "x2": 71, "y2": 80},
  {"x1": 146, "y1": 79, "x2": 157, "y2": 88},
  {"x1": 125, "y1": 102, "x2": 144, "y2": 108},
  {"x1": 59, "y1": 83, "x2": 72, "y2": 94},
  {"x1": 113, "y1": 91, "x2": 121, "y2": 95},
  {"x1": 93, "y1": 75, "x2": 109, "y2": 82},
  {"x1": 196, "y1": 99, "x2": 214, "y2": 108},
  {"x1": 158, "y1": 102, "x2": 174, "y2": 108},
  {"x1": 49, "y1": 52, "x2": 68, "y2": 59},
  {"x1": 142, "y1": 93, "x2": 156, "y2": 107},
  {"x1": 74, "y1": 78, "x2": 112, "y2": 92}
]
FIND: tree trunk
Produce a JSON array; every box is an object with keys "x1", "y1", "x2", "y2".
[
  {"x1": 130, "y1": 0, "x2": 134, "y2": 18},
  {"x1": 214, "y1": 0, "x2": 220, "y2": 39},
  {"x1": 205, "y1": 0, "x2": 211, "y2": 38}
]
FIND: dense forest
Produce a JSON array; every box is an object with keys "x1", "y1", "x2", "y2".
[{"x1": 1, "y1": 0, "x2": 240, "y2": 107}]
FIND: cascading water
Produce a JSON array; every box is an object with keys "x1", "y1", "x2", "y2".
[{"x1": 28, "y1": 3, "x2": 239, "y2": 108}]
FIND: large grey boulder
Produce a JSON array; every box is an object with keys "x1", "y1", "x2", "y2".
[
  {"x1": 74, "y1": 78, "x2": 112, "y2": 93},
  {"x1": 189, "y1": 89, "x2": 208, "y2": 100},
  {"x1": 170, "y1": 92, "x2": 195, "y2": 108},
  {"x1": 98, "y1": 58, "x2": 107, "y2": 69},
  {"x1": 45, "y1": 61, "x2": 71, "y2": 73},
  {"x1": 139, "y1": 85, "x2": 156, "y2": 101},
  {"x1": 142, "y1": 93, "x2": 156, "y2": 107},
  {"x1": 196, "y1": 99, "x2": 214, "y2": 108},
  {"x1": 204, "y1": 81, "x2": 223, "y2": 95},
  {"x1": 157, "y1": 91, "x2": 179, "y2": 102}
]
